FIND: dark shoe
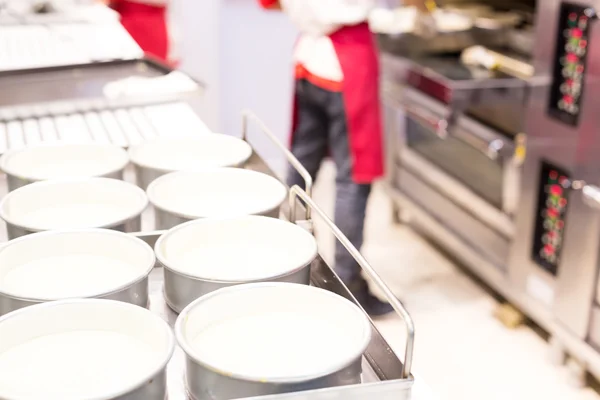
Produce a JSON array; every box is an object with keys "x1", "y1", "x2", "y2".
[
  {"x1": 364, "y1": 293, "x2": 395, "y2": 317},
  {"x1": 346, "y1": 279, "x2": 395, "y2": 317}
]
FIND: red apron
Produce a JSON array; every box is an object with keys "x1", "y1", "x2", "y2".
[
  {"x1": 292, "y1": 23, "x2": 384, "y2": 184},
  {"x1": 112, "y1": 1, "x2": 169, "y2": 63}
]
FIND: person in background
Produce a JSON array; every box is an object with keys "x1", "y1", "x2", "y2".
[
  {"x1": 258, "y1": 0, "x2": 395, "y2": 316},
  {"x1": 103, "y1": 0, "x2": 170, "y2": 63}
]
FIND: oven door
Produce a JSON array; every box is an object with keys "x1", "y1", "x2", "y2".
[{"x1": 384, "y1": 86, "x2": 521, "y2": 269}]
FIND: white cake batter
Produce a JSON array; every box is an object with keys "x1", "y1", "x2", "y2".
[
  {"x1": 149, "y1": 170, "x2": 286, "y2": 218},
  {"x1": 0, "y1": 330, "x2": 160, "y2": 399},
  {"x1": 20, "y1": 204, "x2": 128, "y2": 229},
  {"x1": 166, "y1": 191, "x2": 278, "y2": 217},
  {"x1": 149, "y1": 153, "x2": 242, "y2": 171},
  {"x1": 0, "y1": 254, "x2": 140, "y2": 299},
  {"x1": 169, "y1": 246, "x2": 302, "y2": 280},
  {"x1": 20, "y1": 160, "x2": 116, "y2": 180},
  {"x1": 191, "y1": 312, "x2": 358, "y2": 379},
  {"x1": 132, "y1": 137, "x2": 251, "y2": 172}
]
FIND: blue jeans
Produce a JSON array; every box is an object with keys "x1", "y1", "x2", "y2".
[{"x1": 286, "y1": 79, "x2": 371, "y2": 285}]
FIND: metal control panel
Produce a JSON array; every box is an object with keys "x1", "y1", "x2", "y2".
[
  {"x1": 548, "y1": 2, "x2": 593, "y2": 126},
  {"x1": 532, "y1": 161, "x2": 572, "y2": 275}
]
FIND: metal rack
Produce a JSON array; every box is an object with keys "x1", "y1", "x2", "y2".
[{"x1": 0, "y1": 102, "x2": 210, "y2": 152}]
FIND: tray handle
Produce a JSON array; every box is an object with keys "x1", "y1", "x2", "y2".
[
  {"x1": 288, "y1": 185, "x2": 415, "y2": 379},
  {"x1": 241, "y1": 110, "x2": 313, "y2": 219}
]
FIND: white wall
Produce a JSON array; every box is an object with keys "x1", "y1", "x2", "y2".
[
  {"x1": 174, "y1": 0, "x2": 297, "y2": 176},
  {"x1": 175, "y1": 0, "x2": 221, "y2": 130}
]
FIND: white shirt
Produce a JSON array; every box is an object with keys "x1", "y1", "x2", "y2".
[
  {"x1": 280, "y1": 0, "x2": 375, "y2": 83},
  {"x1": 126, "y1": 0, "x2": 170, "y2": 5}
]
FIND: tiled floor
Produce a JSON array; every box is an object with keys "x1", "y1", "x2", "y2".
[{"x1": 311, "y1": 161, "x2": 600, "y2": 400}]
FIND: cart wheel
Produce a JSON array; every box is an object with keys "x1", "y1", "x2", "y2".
[
  {"x1": 566, "y1": 357, "x2": 587, "y2": 388},
  {"x1": 548, "y1": 336, "x2": 567, "y2": 366},
  {"x1": 494, "y1": 303, "x2": 525, "y2": 329}
]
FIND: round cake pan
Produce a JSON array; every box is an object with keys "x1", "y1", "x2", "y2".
[
  {"x1": 0, "y1": 177, "x2": 148, "y2": 239},
  {"x1": 0, "y1": 143, "x2": 129, "y2": 192},
  {"x1": 0, "y1": 229, "x2": 155, "y2": 315},
  {"x1": 129, "y1": 135, "x2": 253, "y2": 189},
  {"x1": 0, "y1": 299, "x2": 175, "y2": 400},
  {"x1": 176, "y1": 283, "x2": 371, "y2": 399},
  {"x1": 147, "y1": 169, "x2": 287, "y2": 230},
  {"x1": 155, "y1": 216, "x2": 318, "y2": 313}
]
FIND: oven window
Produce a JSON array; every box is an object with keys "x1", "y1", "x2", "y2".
[{"x1": 405, "y1": 117, "x2": 504, "y2": 209}]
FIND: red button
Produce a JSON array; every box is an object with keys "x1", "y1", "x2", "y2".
[
  {"x1": 572, "y1": 28, "x2": 583, "y2": 38},
  {"x1": 550, "y1": 185, "x2": 564, "y2": 195},
  {"x1": 567, "y1": 53, "x2": 579, "y2": 63},
  {"x1": 559, "y1": 198, "x2": 568, "y2": 207},
  {"x1": 544, "y1": 244, "x2": 555, "y2": 254}
]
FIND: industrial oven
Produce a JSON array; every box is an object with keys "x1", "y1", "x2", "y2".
[
  {"x1": 511, "y1": 0, "x2": 600, "y2": 379},
  {"x1": 382, "y1": 0, "x2": 600, "y2": 381},
  {"x1": 381, "y1": 0, "x2": 535, "y2": 310}
]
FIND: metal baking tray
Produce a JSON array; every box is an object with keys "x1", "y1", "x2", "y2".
[
  {"x1": 0, "y1": 101, "x2": 211, "y2": 153},
  {"x1": 0, "y1": 58, "x2": 204, "y2": 114},
  {"x1": 377, "y1": 30, "x2": 478, "y2": 57}
]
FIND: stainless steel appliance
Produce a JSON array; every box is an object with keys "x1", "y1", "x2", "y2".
[
  {"x1": 381, "y1": 13, "x2": 532, "y2": 307},
  {"x1": 509, "y1": 0, "x2": 600, "y2": 380},
  {"x1": 508, "y1": 0, "x2": 600, "y2": 328},
  {"x1": 383, "y1": 0, "x2": 600, "y2": 382}
]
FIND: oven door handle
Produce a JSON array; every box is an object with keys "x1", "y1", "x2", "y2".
[
  {"x1": 400, "y1": 100, "x2": 507, "y2": 161},
  {"x1": 401, "y1": 102, "x2": 450, "y2": 139},
  {"x1": 451, "y1": 129, "x2": 506, "y2": 161},
  {"x1": 383, "y1": 85, "x2": 509, "y2": 161}
]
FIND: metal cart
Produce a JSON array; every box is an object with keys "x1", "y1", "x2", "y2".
[
  {"x1": 0, "y1": 55, "x2": 416, "y2": 398},
  {"x1": 127, "y1": 111, "x2": 417, "y2": 399}
]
